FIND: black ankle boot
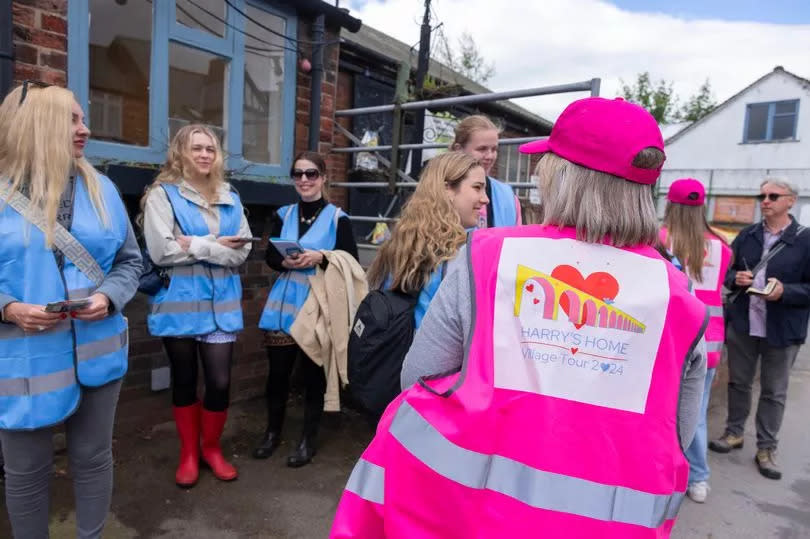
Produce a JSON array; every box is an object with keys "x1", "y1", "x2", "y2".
[
  {"x1": 252, "y1": 431, "x2": 281, "y2": 459},
  {"x1": 287, "y1": 437, "x2": 316, "y2": 468}
]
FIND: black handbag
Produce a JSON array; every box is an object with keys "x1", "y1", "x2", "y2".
[{"x1": 137, "y1": 247, "x2": 169, "y2": 296}]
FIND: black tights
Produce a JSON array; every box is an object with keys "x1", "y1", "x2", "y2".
[
  {"x1": 163, "y1": 337, "x2": 233, "y2": 412},
  {"x1": 265, "y1": 344, "x2": 326, "y2": 438}
]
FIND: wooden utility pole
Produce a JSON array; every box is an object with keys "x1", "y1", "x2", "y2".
[{"x1": 410, "y1": 0, "x2": 431, "y2": 179}]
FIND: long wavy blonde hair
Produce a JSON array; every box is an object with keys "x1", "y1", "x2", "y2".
[
  {"x1": 663, "y1": 203, "x2": 729, "y2": 282},
  {"x1": 367, "y1": 151, "x2": 481, "y2": 293},
  {"x1": 138, "y1": 124, "x2": 225, "y2": 227},
  {"x1": 0, "y1": 85, "x2": 105, "y2": 246}
]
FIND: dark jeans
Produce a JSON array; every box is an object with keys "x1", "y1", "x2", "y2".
[
  {"x1": 265, "y1": 344, "x2": 326, "y2": 440},
  {"x1": 725, "y1": 326, "x2": 800, "y2": 449}
]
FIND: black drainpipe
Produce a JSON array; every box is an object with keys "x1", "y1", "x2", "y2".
[
  {"x1": 0, "y1": 0, "x2": 14, "y2": 98},
  {"x1": 307, "y1": 13, "x2": 325, "y2": 152}
]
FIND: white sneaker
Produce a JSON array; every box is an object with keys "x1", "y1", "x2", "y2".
[{"x1": 687, "y1": 481, "x2": 709, "y2": 503}]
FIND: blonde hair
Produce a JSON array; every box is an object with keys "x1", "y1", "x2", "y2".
[
  {"x1": 663, "y1": 203, "x2": 729, "y2": 282},
  {"x1": 537, "y1": 149, "x2": 664, "y2": 248},
  {"x1": 0, "y1": 86, "x2": 25, "y2": 163},
  {"x1": 138, "y1": 124, "x2": 224, "y2": 227},
  {"x1": 451, "y1": 114, "x2": 500, "y2": 150},
  {"x1": 0, "y1": 85, "x2": 105, "y2": 246},
  {"x1": 367, "y1": 152, "x2": 481, "y2": 293}
]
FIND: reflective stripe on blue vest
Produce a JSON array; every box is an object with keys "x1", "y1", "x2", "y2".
[
  {"x1": 259, "y1": 203, "x2": 343, "y2": 333},
  {"x1": 0, "y1": 174, "x2": 129, "y2": 430},
  {"x1": 488, "y1": 177, "x2": 518, "y2": 227},
  {"x1": 344, "y1": 400, "x2": 684, "y2": 527},
  {"x1": 147, "y1": 184, "x2": 244, "y2": 337}
]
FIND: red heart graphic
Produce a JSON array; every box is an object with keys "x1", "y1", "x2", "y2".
[
  {"x1": 533, "y1": 298, "x2": 540, "y2": 304},
  {"x1": 526, "y1": 284, "x2": 534, "y2": 293},
  {"x1": 551, "y1": 265, "x2": 620, "y2": 329},
  {"x1": 570, "y1": 347, "x2": 578, "y2": 355}
]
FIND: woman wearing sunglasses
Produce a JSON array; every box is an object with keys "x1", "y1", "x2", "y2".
[{"x1": 255, "y1": 151, "x2": 358, "y2": 467}]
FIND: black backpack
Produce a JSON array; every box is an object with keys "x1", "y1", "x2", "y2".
[
  {"x1": 347, "y1": 288, "x2": 419, "y2": 420},
  {"x1": 348, "y1": 263, "x2": 447, "y2": 420}
]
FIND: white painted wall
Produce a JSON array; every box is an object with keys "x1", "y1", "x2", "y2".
[{"x1": 662, "y1": 69, "x2": 810, "y2": 196}]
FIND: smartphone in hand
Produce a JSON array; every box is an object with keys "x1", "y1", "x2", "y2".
[{"x1": 45, "y1": 298, "x2": 92, "y2": 313}]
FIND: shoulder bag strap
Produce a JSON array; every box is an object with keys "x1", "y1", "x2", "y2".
[{"x1": 1, "y1": 182, "x2": 105, "y2": 288}]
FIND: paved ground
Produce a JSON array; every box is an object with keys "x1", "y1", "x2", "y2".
[{"x1": 1, "y1": 348, "x2": 809, "y2": 538}]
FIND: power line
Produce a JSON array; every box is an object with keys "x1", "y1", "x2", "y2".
[{"x1": 222, "y1": 0, "x2": 341, "y2": 48}]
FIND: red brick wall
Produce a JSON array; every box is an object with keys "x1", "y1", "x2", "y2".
[
  {"x1": 11, "y1": 0, "x2": 67, "y2": 86},
  {"x1": 294, "y1": 21, "x2": 348, "y2": 211}
]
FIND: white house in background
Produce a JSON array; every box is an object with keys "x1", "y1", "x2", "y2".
[{"x1": 660, "y1": 66, "x2": 810, "y2": 228}]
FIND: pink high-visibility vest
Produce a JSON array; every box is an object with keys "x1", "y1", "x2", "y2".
[
  {"x1": 660, "y1": 227, "x2": 732, "y2": 368},
  {"x1": 332, "y1": 226, "x2": 708, "y2": 539}
]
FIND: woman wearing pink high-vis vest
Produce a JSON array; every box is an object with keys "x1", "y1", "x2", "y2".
[
  {"x1": 331, "y1": 97, "x2": 709, "y2": 539},
  {"x1": 660, "y1": 178, "x2": 732, "y2": 504}
]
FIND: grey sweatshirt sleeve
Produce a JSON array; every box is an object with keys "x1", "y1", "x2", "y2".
[
  {"x1": 95, "y1": 219, "x2": 143, "y2": 313},
  {"x1": 678, "y1": 334, "x2": 708, "y2": 450},
  {"x1": 0, "y1": 293, "x2": 18, "y2": 321},
  {"x1": 401, "y1": 248, "x2": 473, "y2": 390}
]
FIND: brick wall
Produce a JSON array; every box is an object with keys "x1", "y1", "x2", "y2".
[{"x1": 11, "y1": 0, "x2": 67, "y2": 86}]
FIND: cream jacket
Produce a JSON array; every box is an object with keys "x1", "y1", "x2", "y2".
[
  {"x1": 143, "y1": 180, "x2": 252, "y2": 268},
  {"x1": 290, "y1": 250, "x2": 368, "y2": 412}
]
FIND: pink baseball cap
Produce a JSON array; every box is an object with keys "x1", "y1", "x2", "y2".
[
  {"x1": 667, "y1": 178, "x2": 705, "y2": 206},
  {"x1": 519, "y1": 97, "x2": 665, "y2": 185}
]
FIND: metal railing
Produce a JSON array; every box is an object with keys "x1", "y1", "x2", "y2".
[{"x1": 330, "y1": 74, "x2": 601, "y2": 232}]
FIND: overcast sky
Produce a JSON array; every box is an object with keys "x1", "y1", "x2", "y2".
[{"x1": 345, "y1": 0, "x2": 810, "y2": 122}]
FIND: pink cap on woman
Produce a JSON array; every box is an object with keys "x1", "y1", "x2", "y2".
[
  {"x1": 667, "y1": 178, "x2": 705, "y2": 206},
  {"x1": 518, "y1": 97, "x2": 665, "y2": 185}
]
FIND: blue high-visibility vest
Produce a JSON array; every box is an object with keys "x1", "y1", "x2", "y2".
[
  {"x1": 147, "y1": 183, "x2": 244, "y2": 337},
  {"x1": 0, "y1": 174, "x2": 130, "y2": 430}
]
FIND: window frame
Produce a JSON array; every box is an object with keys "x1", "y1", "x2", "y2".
[
  {"x1": 68, "y1": 0, "x2": 298, "y2": 181},
  {"x1": 742, "y1": 99, "x2": 800, "y2": 143}
]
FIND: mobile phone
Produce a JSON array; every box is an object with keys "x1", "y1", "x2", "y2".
[
  {"x1": 269, "y1": 238, "x2": 305, "y2": 258},
  {"x1": 242, "y1": 237, "x2": 265, "y2": 242},
  {"x1": 45, "y1": 298, "x2": 92, "y2": 313}
]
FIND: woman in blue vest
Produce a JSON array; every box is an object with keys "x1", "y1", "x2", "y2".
[
  {"x1": 141, "y1": 125, "x2": 253, "y2": 487},
  {"x1": 0, "y1": 84, "x2": 142, "y2": 539},
  {"x1": 366, "y1": 151, "x2": 488, "y2": 330},
  {"x1": 254, "y1": 151, "x2": 358, "y2": 467},
  {"x1": 451, "y1": 115, "x2": 522, "y2": 228}
]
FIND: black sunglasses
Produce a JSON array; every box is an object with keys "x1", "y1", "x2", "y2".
[
  {"x1": 757, "y1": 193, "x2": 791, "y2": 202},
  {"x1": 19, "y1": 80, "x2": 51, "y2": 105},
  {"x1": 290, "y1": 168, "x2": 321, "y2": 181}
]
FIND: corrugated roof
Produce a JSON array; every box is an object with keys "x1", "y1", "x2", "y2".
[{"x1": 340, "y1": 24, "x2": 553, "y2": 131}]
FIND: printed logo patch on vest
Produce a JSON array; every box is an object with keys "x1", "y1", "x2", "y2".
[
  {"x1": 493, "y1": 238, "x2": 669, "y2": 413},
  {"x1": 695, "y1": 238, "x2": 723, "y2": 292}
]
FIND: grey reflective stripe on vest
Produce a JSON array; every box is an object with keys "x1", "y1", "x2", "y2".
[
  {"x1": 0, "y1": 319, "x2": 72, "y2": 340},
  {"x1": 169, "y1": 265, "x2": 197, "y2": 277},
  {"x1": 283, "y1": 271, "x2": 311, "y2": 286},
  {"x1": 150, "y1": 299, "x2": 242, "y2": 315},
  {"x1": 76, "y1": 329, "x2": 128, "y2": 363},
  {"x1": 263, "y1": 300, "x2": 298, "y2": 316},
  {"x1": 170, "y1": 265, "x2": 239, "y2": 279},
  {"x1": 706, "y1": 341, "x2": 724, "y2": 353},
  {"x1": 346, "y1": 458, "x2": 385, "y2": 504},
  {"x1": 389, "y1": 401, "x2": 684, "y2": 529},
  {"x1": 706, "y1": 305, "x2": 723, "y2": 317},
  {"x1": 68, "y1": 287, "x2": 96, "y2": 300},
  {"x1": 0, "y1": 366, "x2": 75, "y2": 397}
]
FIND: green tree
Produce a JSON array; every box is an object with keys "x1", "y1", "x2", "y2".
[
  {"x1": 676, "y1": 79, "x2": 717, "y2": 123},
  {"x1": 620, "y1": 72, "x2": 679, "y2": 124},
  {"x1": 436, "y1": 31, "x2": 495, "y2": 84}
]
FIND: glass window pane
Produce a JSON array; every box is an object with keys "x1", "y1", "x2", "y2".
[
  {"x1": 772, "y1": 115, "x2": 796, "y2": 140},
  {"x1": 176, "y1": 0, "x2": 225, "y2": 38},
  {"x1": 242, "y1": 6, "x2": 287, "y2": 164},
  {"x1": 168, "y1": 42, "x2": 227, "y2": 145},
  {"x1": 745, "y1": 104, "x2": 768, "y2": 142},
  {"x1": 89, "y1": 0, "x2": 151, "y2": 146},
  {"x1": 774, "y1": 101, "x2": 797, "y2": 114}
]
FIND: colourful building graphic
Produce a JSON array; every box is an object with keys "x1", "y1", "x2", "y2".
[{"x1": 515, "y1": 264, "x2": 646, "y2": 333}]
